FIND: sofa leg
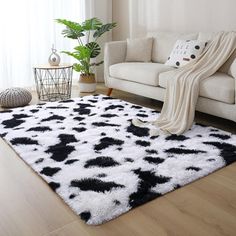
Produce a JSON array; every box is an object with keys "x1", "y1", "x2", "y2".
[{"x1": 107, "y1": 88, "x2": 113, "y2": 96}]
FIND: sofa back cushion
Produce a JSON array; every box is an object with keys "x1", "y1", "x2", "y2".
[
  {"x1": 197, "y1": 32, "x2": 218, "y2": 41},
  {"x1": 125, "y1": 37, "x2": 153, "y2": 62},
  {"x1": 147, "y1": 32, "x2": 198, "y2": 63},
  {"x1": 198, "y1": 32, "x2": 236, "y2": 76}
]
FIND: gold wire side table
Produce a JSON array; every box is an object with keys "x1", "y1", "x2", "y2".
[{"x1": 33, "y1": 64, "x2": 73, "y2": 101}]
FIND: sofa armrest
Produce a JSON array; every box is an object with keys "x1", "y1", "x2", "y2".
[{"x1": 104, "y1": 41, "x2": 127, "y2": 87}]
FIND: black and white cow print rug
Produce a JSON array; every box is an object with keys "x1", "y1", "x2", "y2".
[{"x1": 0, "y1": 94, "x2": 236, "y2": 225}]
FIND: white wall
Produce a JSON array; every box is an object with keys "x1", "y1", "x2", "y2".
[
  {"x1": 96, "y1": 0, "x2": 112, "y2": 82},
  {"x1": 113, "y1": 0, "x2": 236, "y2": 40},
  {"x1": 112, "y1": 0, "x2": 130, "y2": 40},
  {"x1": 89, "y1": 0, "x2": 113, "y2": 82}
]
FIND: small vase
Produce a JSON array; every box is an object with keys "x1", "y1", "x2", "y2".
[
  {"x1": 79, "y1": 74, "x2": 96, "y2": 92},
  {"x1": 48, "y1": 46, "x2": 60, "y2": 66}
]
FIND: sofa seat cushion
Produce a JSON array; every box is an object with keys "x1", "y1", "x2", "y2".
[
  {"x1": 109, "y1": 63, "x2": 174, "y2": 86},
  {"x1": 159, "y1": 71, "x2": 235, "y2": 104}
]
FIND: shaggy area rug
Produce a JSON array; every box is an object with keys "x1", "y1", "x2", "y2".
[{"x1": 0, "y1": 94, "x2": 235, "y2": 225}]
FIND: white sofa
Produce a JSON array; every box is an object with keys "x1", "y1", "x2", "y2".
[{"x1": 104, "y1": 32, "x2": 236, "y2": 122}]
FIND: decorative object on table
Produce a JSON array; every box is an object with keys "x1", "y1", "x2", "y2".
[
  {"x1": 33, "y1": 64, "x2": 73, "y2": 101},
  {"x1": 0, "y1": 87, "x2": 32, "y2": 108},
  {"x1": 48, "y1": 44, "x2": 61, "y2": 66},
  {"x1": 0, "y1": 94, "x2": 235, "y2": 225},
  {"x1": 56, "y1": 18, "x2": 117, "y2": 92}
]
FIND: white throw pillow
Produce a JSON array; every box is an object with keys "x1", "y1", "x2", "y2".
[
  {"x1": 126, "y1": 37, "x2": 153, "y2": 62},
  {"x1": 165, "y1": 40, "x2": 207, "y2": 68}
]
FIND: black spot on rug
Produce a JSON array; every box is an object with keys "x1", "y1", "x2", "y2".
[
  {"x1": 203, "y1": 142, "x2": 236, "y2": 165},
  {"x1": 10, "y1": 137, "x2": 38, "y2": 146},
  {"x1": 165, "y1": 148, "x2": 206, "y2": 154},
  {"x1": 94, "y1": 137, "x2": 124, "y2": 151},
  {"x1": 46, "y1": 106, "x2": 69, "y2": 109},
  {"x1": 127, "y1": 122, "x2": 149, "y2": 137},
  {"x1": 186, "y1": 166, "x2": 201, "y2": 171},
  {"x1": 92, "y1": 122, "x2": 120, "y2": 127},
  {"x1": 65, "y1": 159, "x2": 79, "y2": 165},
  {"x1": 70, "y1": 178, "x2": 125, "y2": 193},
  {"x1": 144, "y1": 156, "x2": 164, "y2": 165},
  {"x1": 46, "y1": 134, "x2": 77, "y2": 162},
  {"x1": 84, "y1": 156, "x2": 120, "y2": 168},
  {"x1": 80, "y1": 211, "x2": 91, "y2": 223},
  {"x1": 73, "y1": 127, "x2": 86, "y2": 133},
  {"x1": 209, "y1": 133, "x2": 231, "y2": 140},
  {"x1": 135, "y1": 140, "x2": 150, "y2": 147},
  {"x1": 59, "y1": 99, "x2": 74, "y2": 103},
  {"x1": 48, "y1": 182, "x2": 61, "y2": 191},
  {"x1": 129, "y1": 169, "x2": 170, "y2": 208},
  {"x1": 73, "y1": 108, "x2": 91, "y2": 115},
  {"x1": 100, "y1": 114, "x2": 118, "y2": 118},
  {"x1": 40, "y1": 167, "x2": 61, "y2": 176},
  {"x1": 165, "y1": 134, "x2": 189, "y2": 141},
  {"x1": 105, "y1": 105, "x2": 124, "y2": 111},
  {"x1": 2, "y1": 114, "x2": 31, "y2": 128},
  {"x1": 27, "y1": 126, "x2": 52, "y2": 132},
  {"x1": 41, "y1": 115, "x2": 65, "y2": 122}
]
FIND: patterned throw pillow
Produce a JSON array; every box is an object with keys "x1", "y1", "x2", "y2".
[{"x1": 165, "y1": 40, "x2": 207, "y2": 68}]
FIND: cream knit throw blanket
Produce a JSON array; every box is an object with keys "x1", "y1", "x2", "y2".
[{"x1": 133, "y1": 32, "x2": 236, "y2": 135}]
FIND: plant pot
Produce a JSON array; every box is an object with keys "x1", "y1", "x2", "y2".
[{"x1": 79, "y1": 74, "x2": 96, "y2": 92}]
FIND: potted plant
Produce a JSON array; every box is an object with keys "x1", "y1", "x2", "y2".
[{"x1": 56, "y1": 18, "x2": 116, "y2": 92}]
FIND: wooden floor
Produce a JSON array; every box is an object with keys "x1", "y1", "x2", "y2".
[{"x1": 0, "y1": 83, "x2": 236, "y2": 236}]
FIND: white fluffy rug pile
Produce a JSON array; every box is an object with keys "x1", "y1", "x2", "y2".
[{"x1": 0, "y1": 94, "x2": 235, "y2": 225}]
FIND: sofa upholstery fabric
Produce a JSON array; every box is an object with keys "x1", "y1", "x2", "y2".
[
  {"x1": 126, "y1": 37, "x2": 153, "y2": 62},
  {"x1": 229, "y1": 58, "x2": 236, "y2": 78},
  {"x1": 159, "y1": 71, "x2": 235, "y2": 104},
  {"x1": 109, "y1": 63, "x2": 174, "y2": 86}
]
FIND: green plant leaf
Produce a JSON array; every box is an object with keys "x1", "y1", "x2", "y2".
[
  {"x1": 61, "y1": 51, "x2": 81, "y2": 61},
  {"x1": 93, "y1": 22, "x2": 117, "y2": 38},
  {"x1": 56, "y1": 19, "x2": 84, "y2": 39},
  {"x1": 86, "y1": 42, "x2": 101, "y2": 58},
  {"x1": 62, "y1": 28, "x2": 84, "y2": 39},
  {"x1": 73, "y1": 63, "x2": 85, "y2": 73},
  {"x1": 73, "y1": 46, "x2": 91, "y2": 59},
  {"x1": 56, "y1": 19, "x2": 83, "y2": 31},
  {"x1": 56, "y1": 18, "x2": 117, "y2": 75},
  {"x1": 82, "y1": 18, "x2": 102, "y2": 31}
]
